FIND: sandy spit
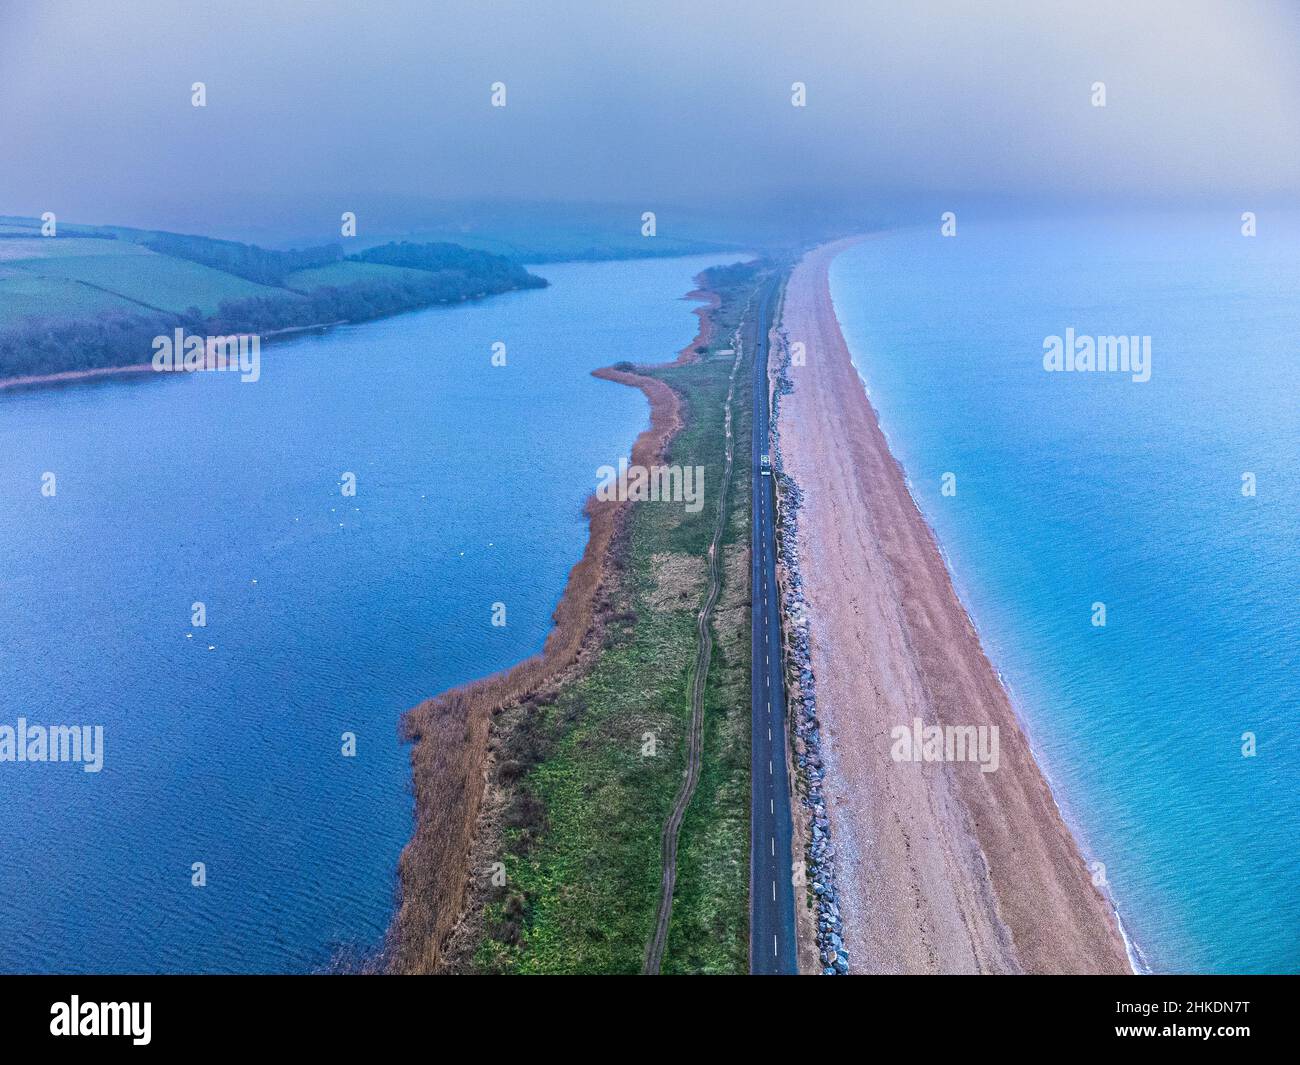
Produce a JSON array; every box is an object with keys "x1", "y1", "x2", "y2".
[{"x1": 777, "y1": 238, "x2": 1130, "y2": 974}]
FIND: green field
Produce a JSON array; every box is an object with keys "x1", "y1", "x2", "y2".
[
  {"x1": 473, "y1": 262, "x2": 764, "y2": 974},
  {"x1": 0, "y1": 266, "x2": 141, "y2": 323},
  {"x1": 0, "y1": 236, "x2": 161, "y2": 262},
  {"x1": 3, "y1": 243, "x2": 293, "y2": 317}
]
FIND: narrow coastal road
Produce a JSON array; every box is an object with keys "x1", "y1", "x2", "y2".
[{"x1": 749, "y1": 277, "x2": 798, "y2": 974}]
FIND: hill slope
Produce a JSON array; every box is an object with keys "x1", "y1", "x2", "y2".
[{"x1": 0, "y1": 218, "x2": 546, "y2": 381}]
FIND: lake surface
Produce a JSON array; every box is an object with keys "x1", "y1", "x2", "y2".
[
  {"x1": 830, "y1": 213, "x2": 1299, "y2": 974},
  {"x1": 0, "y1": 253, "x2": 731, "y2": 973}
]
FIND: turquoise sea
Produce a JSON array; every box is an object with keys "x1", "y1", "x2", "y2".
[
  {"x1": 0, "y1": 253, "x2": 730, "y2": 973},
  {"x1": 830, "y1": 213, "x2": 1299, "y2": 974}
]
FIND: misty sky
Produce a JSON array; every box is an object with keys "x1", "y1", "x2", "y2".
[{"x1": 2, "y1": 0, "x2": 1298, "y2": 236}]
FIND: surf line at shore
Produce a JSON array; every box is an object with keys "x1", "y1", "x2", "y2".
[
  {"x1": 776, "y1": 236, "x2": 1134, "y2": 974},
  {"x1": 386, "y1": 277, "x2": 721, "y2": 974},
  {"x1": 863, "y1": 399, "x2": 1149, "y2": 974}
]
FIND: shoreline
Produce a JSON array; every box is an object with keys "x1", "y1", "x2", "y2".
[
  {"x1": 776, "y1": 237, "x2": 1131, "y2": 973},
  {"x1": 0, "y1": 320, "x2": 348, "y2": 392},
  {"x1": 842, "y1": 340, "x2": 1149, "y2": 972},
  {"x1": 873, "y1": 404, "x2": 1145, "y2": 973},
  {"x1": 387, "y1": 276, "x2": 717, "y2": 973}
]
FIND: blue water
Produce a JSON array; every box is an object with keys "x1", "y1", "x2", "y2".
[
  {"x1": 829, "y1": 213, "x2": 1299, "y2": 974},
  {"x1": 0, "y1": 253, "x2": 730, "y2": 973}
]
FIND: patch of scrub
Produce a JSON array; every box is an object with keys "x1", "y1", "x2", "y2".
[{"x1": 644, "y1": 552, "x2": 707, "y2": 611}]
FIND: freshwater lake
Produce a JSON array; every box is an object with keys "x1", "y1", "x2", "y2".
[{"x1": 0, "y1": 253, "x2": 729, "y2": 973}]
